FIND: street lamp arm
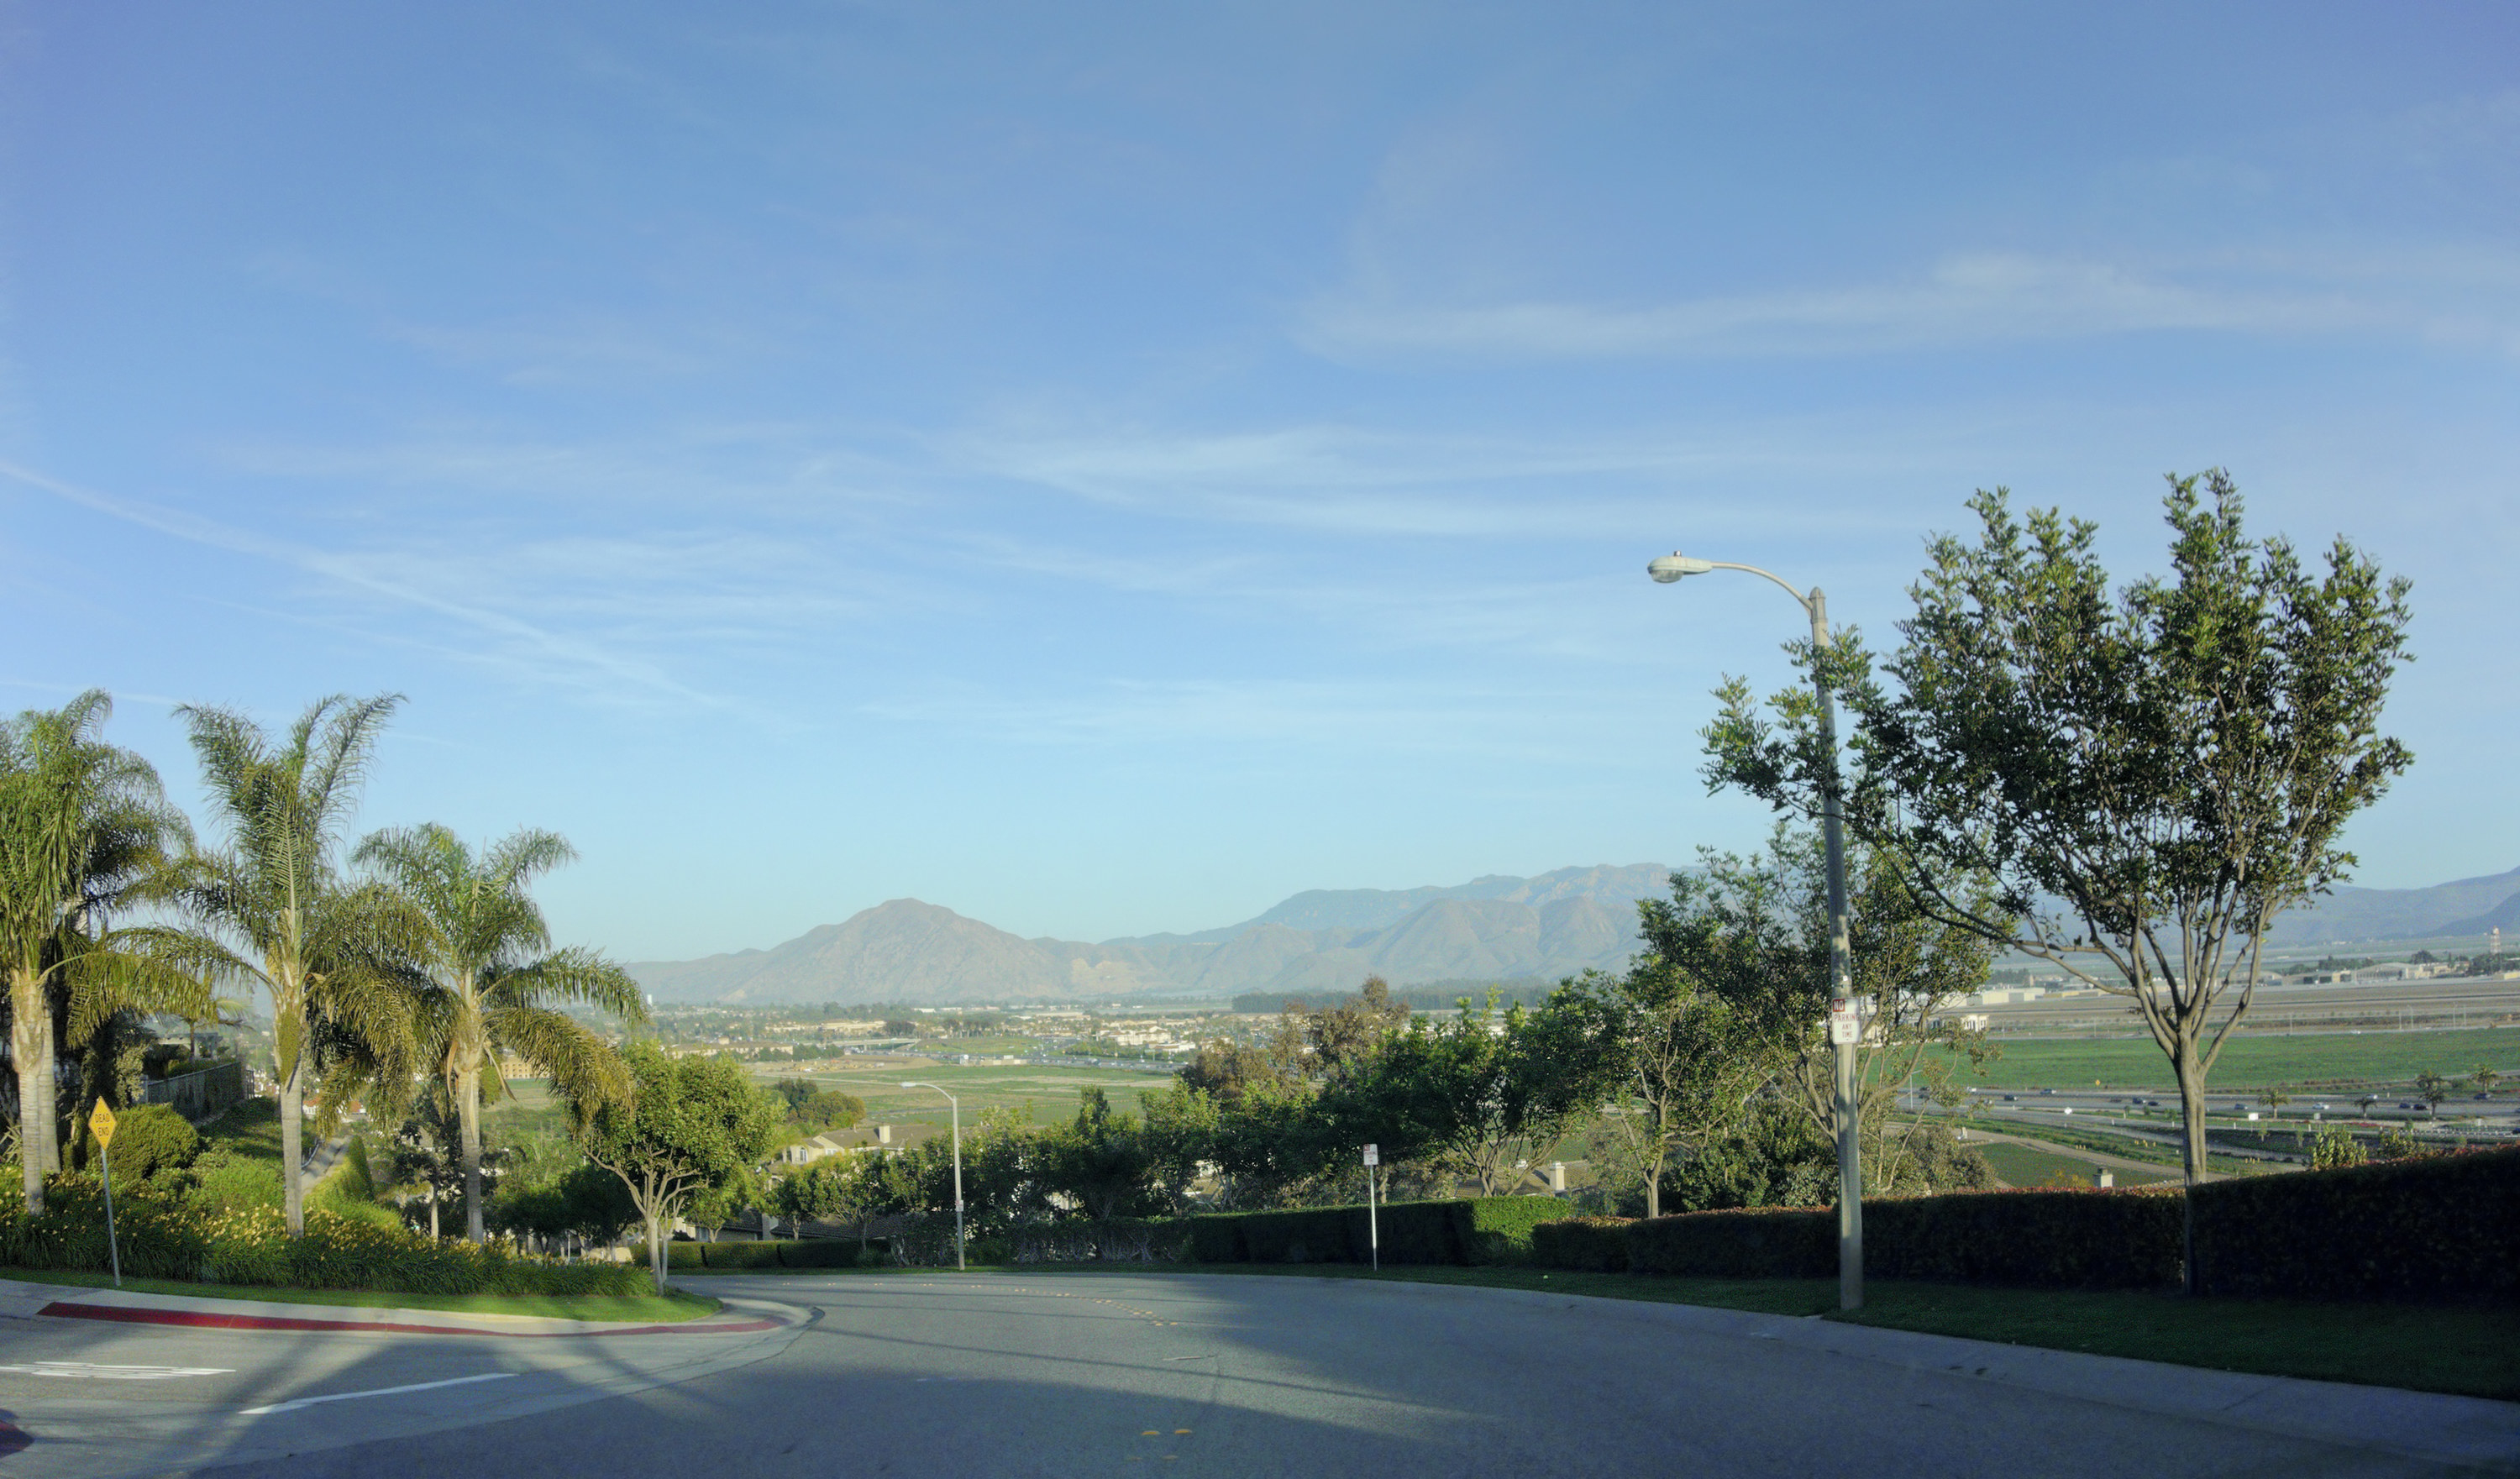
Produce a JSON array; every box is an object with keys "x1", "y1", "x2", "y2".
[{"x1": 1700, "y1": 560, "x2": 1817, "y2": 616}]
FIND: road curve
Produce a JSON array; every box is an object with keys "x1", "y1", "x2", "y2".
[{"x1": 113, "y1": 1271, "x2": 2520, "y2": 1478}]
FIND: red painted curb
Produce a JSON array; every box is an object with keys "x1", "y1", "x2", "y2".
[{"x1": 38, "y1": 1301, "x2": 782, "y2": 1339}]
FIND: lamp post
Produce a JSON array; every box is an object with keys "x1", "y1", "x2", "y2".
[
  {"x1": 900, "y1": 1081, "x2": 964, "y2": 1271},
  {"x1": 1648, "y1": 550, "x2": 1864, "y2": 1311}
]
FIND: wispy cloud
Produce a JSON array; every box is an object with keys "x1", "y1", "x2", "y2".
[
  {"x1": 1301, "y1": 249, "x2": 2520, "y2": 361},
  {"x1": 954, "y1": 422, "x2": 1951, "y2": 538},
  {"x1": 0, "y1": 459, "x2": 726, "y2": 707}
]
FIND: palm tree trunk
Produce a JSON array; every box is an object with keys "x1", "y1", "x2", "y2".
[
  {"x1": 458, "y1": 1062, "x2": 486, "y2": 1243},
  {"x1": 11, "y1": 975, "x2": 51, "y2": 1212},
  {"x1": 278, "y1": 1055, "x2": 307, "y2": 1237}
]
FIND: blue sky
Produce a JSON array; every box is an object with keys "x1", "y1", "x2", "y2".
[{"x1": 4, "y1": 3, "x2": 2514, "y2": 961}]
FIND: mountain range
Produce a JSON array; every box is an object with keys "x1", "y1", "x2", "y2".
[
  {"x1": 622, "y1": 860, "x2": 2520, "y2": 1007},
  {"x1": 623, "y1": 863, "x2": 1672, "y2": 1006}
]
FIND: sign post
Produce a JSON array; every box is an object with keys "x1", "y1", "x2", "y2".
[
  {"x1": 1362, "y1": 1144, "x2": 1379, "y2": 1272},
  {"x1": 89, "y1": 1101, "x2": 122, "y2": 1289}
]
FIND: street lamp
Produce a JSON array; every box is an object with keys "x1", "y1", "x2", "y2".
[
  {"x1": 900, "y1": 1082, "x2": 964, "y2": 1271},
  {"x1": 1648, "y1": 549, "x2": 1865, "y2": 1311}
]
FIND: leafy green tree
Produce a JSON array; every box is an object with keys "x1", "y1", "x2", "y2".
[
  {"x1": 1317, "y1": 993, "x2": 1597, "y2": 1197},
  {"x1": 770, "y1": 1078, "x2": 816, "y2": 1112},
  {"x1": 1626, "y1": 834, "x2": 2000, "y2": 1205},
  {"x1": 567, "y1": 1041, "x2": 780, "y2": 1293},
  {"x1": 1137, "y1": 1078, "x2": 1223, "y2": 1214},
  {"x1": 1040, "y1": 1088, "x2": 1160, "y2": 1220},
  {"x1": 1546, "y1": 958, "x2": 1768, "y2": 1219},
  {"x1": 1203, "y1": 1079, "x2": 1321, "y2": 1209},
  {"x1": 180, "y1": 695, "x2": 426, "y2": 1235},
  {"x1": 386, "y1": 1087, "x2": 486, "y2": 1240},
  {"x1": 1179, "y1": 1015, "x2": 1305, "y2": 1105},
  {"x1": 1706, "y1": 475, "x2": 2413, "y2": 1288},
  {"x1": 773, "y1": 1154, "x2": 889, "y2": 1252},
  {"x1": 791, "y1": 1089, "x2": 864, "y2": 1132},
  {"x1": 354, "y1": 822, "x2": 643, "y2": 1243}
]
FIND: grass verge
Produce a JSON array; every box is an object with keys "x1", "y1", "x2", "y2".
[
  {"x1": 0, "y1": 1266, "x2": 717, "y2": 1324},
  {"x1": 723, "y1": 1261, "x2": 2510, "y2": 1402}
]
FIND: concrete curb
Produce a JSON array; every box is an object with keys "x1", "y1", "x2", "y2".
[{"x1": 0, "y1": 1277, "x2": 789, "y2": 1339}]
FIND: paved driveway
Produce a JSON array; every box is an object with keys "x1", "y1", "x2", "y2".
[{"x1": 4, "y1": 1272, "x2": 2513, "y2": 1476}]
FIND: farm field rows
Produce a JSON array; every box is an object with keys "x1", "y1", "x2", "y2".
[
  {"x1": 763, "y1": 1062, "x2": 1173, "y2": 1131},
  {"x1": 1951, "y1": 1026, "x2": 2517, "y2": 1089}
]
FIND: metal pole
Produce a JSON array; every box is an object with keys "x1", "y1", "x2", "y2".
[
  {"x1": 1811, "y1": 590, "x2": 1863, "y2": 1312},
  {"x1": 949, "y1": 1095, "x2": 965, "y2": 1272},
  {"x1": 100, "y1": 1142, "x2": 122, "y2": 1289},
  {"x1": 1366, "y1": 1147, "x2": 1380, "y2": 1272}
]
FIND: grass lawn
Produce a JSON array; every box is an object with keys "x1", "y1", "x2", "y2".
[
  {"x1": 710, "y1": 1262, "x2": 2512, "y2": 1401},
  {"x1": 0, "y1": 1267, "x2": 717, "y2": 1324},
  {"x1": 1983, "y1": 1123, "x2": 2266, "y2": 1178},
  {"x1": 1954, "y1": 1027, "x2": 2518, "y2": 1091}
]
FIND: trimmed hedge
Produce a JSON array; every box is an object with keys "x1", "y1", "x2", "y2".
[
  {"x1": 2192, "y1": 1144, "x2": 2520, "y2": 1303},
  {"x1": 1579, "y1": 1187, "x2": 2184, "y2": 1289},
  {"x1": 1184, "y1": 1197, "x2": 1570, "y2": 1267},
  {"x1": 1624, "y1": 1205, "x2": 1834, "y2": 1278},
  {"x1": 662, "y1": 1238, "x2": 873, "y2": 1270},
  {"x1": 1530, "y1": 1216, "x2": 1632, "y2": 1272},
  {"x1": 1866, "y1": 1188, "x2": 2181, "y2": 1288},
  {"x1": 2, "y1": 1175, "x2": 648, "y2": 1295}
]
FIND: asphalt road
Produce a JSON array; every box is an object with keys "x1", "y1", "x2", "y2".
[{"x1": 6, "y1": 1272, "x2": 2516, "y2": 1478}]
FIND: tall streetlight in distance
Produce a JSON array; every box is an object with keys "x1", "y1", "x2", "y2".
[
  {"x1": 1648, "y1": 549, "x2": 1865, "y2": 1311},
  {"x1": 900, "y1": 1082, "x2": 964, "y2": 1271}
]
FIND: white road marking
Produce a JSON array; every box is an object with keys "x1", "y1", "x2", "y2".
[
  {"x1": 240, "y1": 1371, "x2": 516, "y2": 1414},
  {"x1": 0, "y1": 1361, "x2": 233, "y2": 1380}
]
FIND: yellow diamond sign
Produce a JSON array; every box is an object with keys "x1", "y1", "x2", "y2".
[{"x1": 89, "y1": 1100, "x2": 116, "y2": 1149}]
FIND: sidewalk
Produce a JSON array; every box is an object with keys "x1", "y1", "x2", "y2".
[{"x1": 0, "y1": 1278, "x2": 788, "y2": 1339}]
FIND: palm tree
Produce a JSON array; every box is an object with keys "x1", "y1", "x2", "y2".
[
  {"x1": 2, "y1": 691, "x2": 210, "y2": 1212},
  {"x1": 180, "y1": 695, "x2": 424, "y2": 1235},
  {"x1": 356, "y1": 823, "x2": 643, "y2": 1242}
]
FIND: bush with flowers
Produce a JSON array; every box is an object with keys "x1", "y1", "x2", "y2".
[{"x1": 3, "y1": 1173, "x2": 647, "y2": 1296}]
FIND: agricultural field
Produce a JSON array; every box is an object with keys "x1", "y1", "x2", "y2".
[
  {"x1": 1948, "y1": 1026, "x2": 2517, "y2": 1090},
  {"x1": 754, "y1": 1061, "x2": 1175, "y2": 1133}
]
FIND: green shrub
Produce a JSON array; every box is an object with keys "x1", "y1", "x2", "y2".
[
  {"x1": 101, "y1": 1104, "x2": 199, "y2": 1183},
  {"x1": 1173, "y1": 1198, "x2": 1563, "y2": 1267},
  {"x1": 1626, "y1": 1205, "x2": 1834, "y2": 1277},
  {"x1": 664, "y1": 1241, "x2": 704, "y2": 1270},
  {"x1": 1621, "y1": 1188, "x2": 2183, "y2": 1288},
  {"x1": 1863, "y1": 1188, "x2": 2182, "y2": 1288},
  {"x1": 1457, "y1": 1196, "x2": 1567, "y2": 1265},
  {"x1": 2192, "y1": 1143, "x2": 2520, "y2": 1303},
  {"x1": 698, "y1": 1239, "x2": 787, "y2": 1269},
  {"x1": 780, "y1": 1238, "x2": 864, "y2": 1268},
  {"x1": 1007, "y1": 1219, "x2": 1188, "y2": 1264},
  {"x1": 1530, "y1": 1217, "x2": 1633, "y2": 1272},
  {"x1": 0, "y1": 1174, "x2": 648, "y2": 1296},
  {"x1": 1369, "y1": 1200, "x2": 1463, "y2": 1264},
  {"x1": 183, "y1": 1146, "x2": 283, "y2": 1214},
  {"x1": 1239, "y1": 1207, "x2": 1356, "y2": 1263},
  {"x1": 1187, "y1": 1214, "x2": 1245, "y2": 1263}
]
